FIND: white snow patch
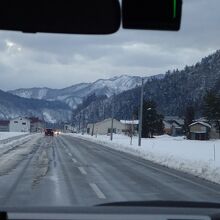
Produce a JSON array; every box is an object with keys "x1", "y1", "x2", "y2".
[
  {"x1": 37, "y1": 88, "x2": 48, "y2": 99},
  {"x1": 65, "y1": 133, "x2": 220, "y2": 184},
  {"x1": 43, "y1": 112, "x2": 57, "y2": 124}
]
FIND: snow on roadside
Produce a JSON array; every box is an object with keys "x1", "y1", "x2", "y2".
[
  {"x1": 0, "y1": 132, "x2": 29, "y2": 141},
  {"x1": 0, "y1": 134, "x2": 41, "y2": 175},
  {"x1": 65, "y1": 133, "x2": 220, "y2": 184},
  {"x1": 0, "y1": 133, "x2": 41, "y2": 155}
]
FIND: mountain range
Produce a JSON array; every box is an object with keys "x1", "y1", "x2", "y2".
[
  {"x1": 9, "y1": 75, "x2": 153, "y2": 109},
  {"x1": 1, "y1": 50, "x2": 220, "y2": 124},
  {"x1": 1, "y1": 75, "x2": 157, "y2": 123},
  {"x1": 0, "y1": 89, "x2": 71, "y2": 123},
  {"x1": 72, "y1": 50, "x2": 220, "y2": 124}
]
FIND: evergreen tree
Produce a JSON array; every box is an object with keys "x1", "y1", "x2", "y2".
[
  {"x1": 184, "y1": 105, "x2": 195, "y2": 134},
  {"x1": 142, "y1": 100, "x2": 164, "y2": 138},
  {"x1": 203, "y1": 91, "x2": 220, "y2": 138}
]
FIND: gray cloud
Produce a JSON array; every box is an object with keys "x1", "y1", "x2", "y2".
[{"x1": 0, "y1": 0, "x2": 219, "y2": 90}]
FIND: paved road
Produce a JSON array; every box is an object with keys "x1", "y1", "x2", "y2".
[{"x1": 0, "y1": 134, "x2": 220, "y2": 207}]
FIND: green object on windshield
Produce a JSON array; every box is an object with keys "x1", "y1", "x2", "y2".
[{"x1": 173, "y1": 0, "x2": 177, "y2": 18}]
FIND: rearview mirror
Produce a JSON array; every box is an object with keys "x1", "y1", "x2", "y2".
[
  {"x1": 122, "y1": 0, "x2": 182, "y2": 31},
  {"x1": 0, "y1": 0, "x2": 121, "y2": 34}
]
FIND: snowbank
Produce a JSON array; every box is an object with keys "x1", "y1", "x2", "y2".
[
  {"x1": 0, "y1": 133, "x2": 39, "y2": 155},
  {"x1": 0, "y1": 134, "x2": 41, "y2": 176},
  {"x1": 66, "y1": 133, "x2": 220, "y2": 184},
  {"x1": 0, "y1": 132, "x2": 29, "y2": 141}
]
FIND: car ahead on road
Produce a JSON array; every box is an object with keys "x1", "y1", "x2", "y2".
[
  {"x1": 44, "y1": 129, "x2": 54, "y2": 136},
  {"x1": 54, "y1": 129, "x2": 61, "y2": 135}
]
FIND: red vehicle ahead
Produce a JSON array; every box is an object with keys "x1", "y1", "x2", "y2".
[{"x1": 45, "y1": 128, "x2": 54, "y2": 136}]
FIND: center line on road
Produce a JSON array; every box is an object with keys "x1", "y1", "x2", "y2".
[
  {"x1": 71, "y1": 158, "x2": 77, "y2": 163},
  {"x1": 68, "y1": 152, "x2": 72, "y2": 157},
  {"x1": 89, "y1": 183, "x2": 106, "y2": 199},
  {"x1": 78, "y1": 167, "x2": 87, "y2": 175}
]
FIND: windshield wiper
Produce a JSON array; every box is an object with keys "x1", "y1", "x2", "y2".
[
  {"x1": 96, "y1": 201, "x2": 220, "y2": 208},
  {"x1": 0, "y1": 212, "x2": 7, "y2": 220}
]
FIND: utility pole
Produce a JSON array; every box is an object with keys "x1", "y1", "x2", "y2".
[
  {"x1": 138, "y1": 78, "x2": 144, "y2": 146},
  {"x1": 78, "y1": 112, "x2": 81, "y2": 133},
  {"x1": 82, "y1": 110, "x2": 85, "y2": 135},
  {"x1": 110, "y1": 94, "x2": 115, "y2": 141},
  {"x1": 130, "y1": 114, "x2": 134, "y2": 145},
  {"x1": 91, "y1": 107, "x2": 95, "y2": 136},
  {"x1": 103, "y1": 103, "x2": 105, "y2": 120},
  {"x1": 92, "y1": 122, "x2": 95, "y2": 136}
]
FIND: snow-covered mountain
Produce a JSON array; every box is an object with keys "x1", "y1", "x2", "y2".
[
  {"x1": 9, "y1": 75, "x2": 162, "y2": 109},
  {"x1": 72, "y1": 50, "x2": 220, "y2": 123},
  {"x1": 0, "y1": 90, "x2": 71, "y2": 123}
]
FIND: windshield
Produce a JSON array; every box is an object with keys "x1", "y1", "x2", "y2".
[{"x1": 0, "y1": 0, "x2": 220, "y2": 208}]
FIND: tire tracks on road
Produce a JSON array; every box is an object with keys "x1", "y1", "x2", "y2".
[{"x1": 0, "y1": 135, "x2": 46, "y2": 206}]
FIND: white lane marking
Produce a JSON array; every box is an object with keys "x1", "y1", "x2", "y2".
[
  {"x1": 71, "y1": 158, "x2": 77, "y2": 163},
  {"x1": 68, "y1": 152, "x2": 72, "y2": 157},
  {"x1": 78, "y1": 167, "x2": 87, "y2": 175},
  {"x1": 89, "y1": 183, "x2": 106, "y2": 199}
]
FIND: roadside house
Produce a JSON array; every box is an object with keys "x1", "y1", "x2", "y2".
[
  {"x1": 189, "y1": 122, "x2": 211, "y2": 140},
  {"x1": 163, "y1": 116, "x2": 184, "y2": 136},
  {"x1": 0, "y1": 120, "x2": 10, "y2": 132},
  {"x1": 9, "y1": 117, "x2": 30, "y2": 132},
  {"x1": 163, "y1": 121, "x2": 172, "y2": 135},
  {"x1": 63, "y1": 124, "x2": 76, "y2": 133},
  {"x1": 29, "y1": 117, "x2": 44, "y2": 133},
  {"x1": 171, "y1": 122, "x2": 183, "y2": 136},
  {"x1": 87, "y1": 118, "x2": 126, "y2": 135},
  {"x1": 120, "y1": 120, "x2": 139, "y2": 135},
  {"x1": 87, "y1": 123, "x2": 94, "y2": 135}
]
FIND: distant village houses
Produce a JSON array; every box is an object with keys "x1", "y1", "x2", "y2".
[
  {"x1": 86, "y1": 118, "x2": 139, "y2": 136},
  {"x1": 0, "y1": 117, "x2": 44, "y2": 133},
  {"x1": 188, "y1": 121, "x2": 219, "y2": 140},
  {"x1": 163, "y1": 116, "x2": 184, "y2": 136},
  {"x1": 84, "y1": 115, "x2": 220, "y2": 141},
  {"x1": 120, "y1": 120, "x2": 139, "y2": 135},
  {"x1": 29, "y1": 117, "x2": 44, "y2": 133},
  {"x1": 9, "y1": 117, "x2": 31, "y2": 132},
  {"x1": 63, "y1": 124, "x2": 76, "y2": 133}
]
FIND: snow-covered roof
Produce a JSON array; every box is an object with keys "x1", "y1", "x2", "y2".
[
  {"x1": 189, "y1": 121, "x2": 211, "y2": 128},
  {"x1": 171, "y1": 122, "x2": 182, "y2": 129},
  {"x1": 164, "y1": 116, "x2": 184, "y2": 125},
  {"x1": 120, "y1": 120, "x2": 139, "y2": 125},
  {"x1": 95, "y1": 118, "x2": 121, "y2": 125},
  {"x1": 163, "y1": 121, "x2": 172, "y2": 129}
]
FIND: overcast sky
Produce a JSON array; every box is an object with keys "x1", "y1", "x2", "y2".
[{"x1": 0, "y1": 0, "x2": 220, "y2": 90}]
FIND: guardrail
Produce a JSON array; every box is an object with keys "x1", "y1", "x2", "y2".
[{"x1": 0, "y1": 134, "x2": 30, "y2": 145}]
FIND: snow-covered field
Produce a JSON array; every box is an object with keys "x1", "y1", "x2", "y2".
[
  {"x1": 66, "y1": 133, "x2": 220, "y2": 184},
  {"x1": 0, "y1": 132, "x2": 29, "y2": 141}
]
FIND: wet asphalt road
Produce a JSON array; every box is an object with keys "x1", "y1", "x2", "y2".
[{"x1": 0, "y1": 134, "x2": 220, "y2": 207}]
